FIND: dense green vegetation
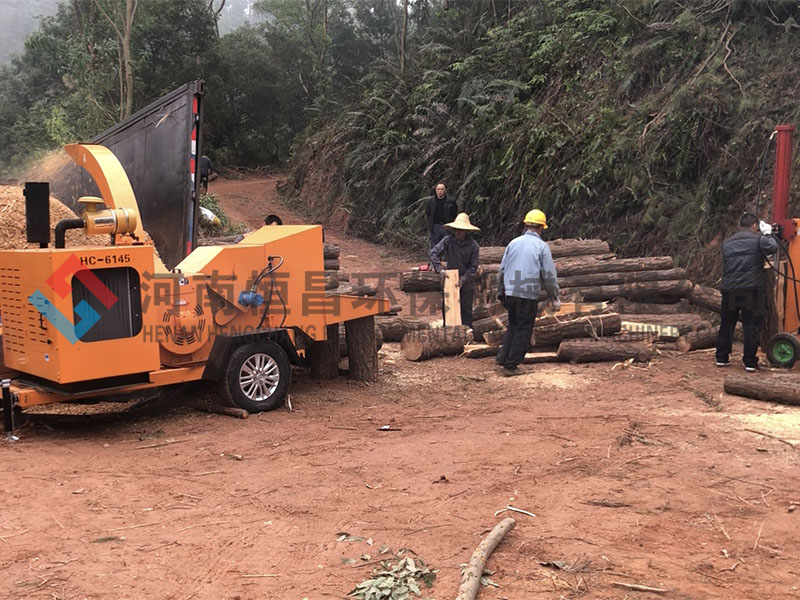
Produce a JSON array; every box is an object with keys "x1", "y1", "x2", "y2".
[{"x1": 4, "y1": 1, "x2": 800, "y2": 275}]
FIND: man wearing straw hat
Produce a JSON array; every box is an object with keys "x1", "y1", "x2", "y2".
[
  {"x1": 496, "y1": 209, "x2": 560, "y2": 376},
  {"x1": 429, "y1": 213, "x2": 481, "y2": 327}
]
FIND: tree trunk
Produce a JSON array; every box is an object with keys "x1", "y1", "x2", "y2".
[
  {"x1": 533, "y1": 313, "x2": 622, "y2": 346},
  {"x1": 336, "y1": 270, "x2": 350, "y2": 282},
  {"x1": 688, "y1": 284, "x2": 722, "y2": 313},
  {"x1": 555, "y1": 255, "x2": 673, "y2": 277},
  {"x1": 557, "y1": 339, "x2": 653, "y2": 363},
  {"x1": 339, "y1": 323, "x2": 383, "y2": 357},
  {"x1": 462, "y1": 343, "x2": 499, "y2": 358},
  {"x1": 310, "y1": 323, "x2": 340, "y2": 380},
  {"x1": 479, "y1": 239, "x2": 610, "y2": 263},
  {"x1": 455, "y1": 518, "x2": 516, "y2": 600},
  {"x1": 345, "y1": 316, "x2": 378, "y2": 381},
  {"x1": 327, "y1": 283, "x2": 377, "y2": 297},
  {"x1": 399, "y1": 270, "x2": 441, "y2": 293},
  {"x1": 324, "y1": 243, "x2": 340, "y2": 259},
  {"x1": 561, "y1": 279, "x2": 692, "y2": 302},
  {"x1": 375, "y1": 316, "x2": 431, "y2": 342},
  {"x1": 557, "y1": 267, "x2": 686, "y2": 289},
  {"x1": 620, "y1": 314, "x2": 712, "y2": 342},
  {"x1": 724, "y1": 374, "x2": 800, "y2": 406},
  {"x1": 324, "y1": 258, "x2": 339, "y2": 271},
  {"x1": 472, "y1": 313, "x2": 509, "y2": 342},
  {"x1": 610, "y1": 298, "x2": 693, "y2": 314},
  {"x1": 401, "y1": 325, "x2": 472, "y2": 361},
  {"x1": 472, "y1": 301, "x2": 505, "y2": 322},
  {"x1": 324, "y1": 272, "x2": 338, "y2": 290},
  {"x1": 676, "y1": 326, "x2": 741, "y2": 352}
]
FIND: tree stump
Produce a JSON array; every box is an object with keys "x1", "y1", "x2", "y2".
[
  {"x1": 401, "y1": 325, "x2": 473, "y2": 361},
  {"x1": 310, "y1": 324, "x2": 340, "y2": 380},
  {"x1": 345, "y1": 316, "x2": 378, "y2": 381},
  {"x1": 339, "y1": 323, "x2": 383, "y2": 357}
]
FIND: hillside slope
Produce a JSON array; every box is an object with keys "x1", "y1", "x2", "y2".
[{"x1": 285, "y1": 1, "x2": 800, "y2": 284}]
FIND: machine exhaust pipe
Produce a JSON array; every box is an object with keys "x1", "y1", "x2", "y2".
[{"x1": 54, "y1": 218, "x2": 85, "y2": 249}]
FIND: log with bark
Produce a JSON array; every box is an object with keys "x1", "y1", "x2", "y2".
[
  {"x1": 557, "y1": 339, "x2": 653, "y2": 363},
  {"x1": 676, "y1": 326, "x2": 741, "y2": 352},
  {"x1": 337, "y1": 270, "x2": 351, "y2": 282},
  {"x1": 455, "y1": 518, "x2": 516, "y2": 600},
  {"x1": 472, "y1": 313, "x2": 509, "y2": 342},
  {"x1": 196, "y1": 402, "x2": 249, "y2": 419},
  {"x1": 472, "y1": 301, "x2": 505, "y2": 322},
  {"x1": 327, "y1": 283, "x2": 378, "y2": 297},
  {"x1": 688, "y1": 284, "x2": 722, "y2": 313},
  {"x1": 324, "y1": 258, "x2": 340, "y2": 271},
  {"x1": 724, "y1": 375, "x2": 800, "y2": 406},
  {"x1": 461, "y1": 343, "x2": 499, "y2": 358},
  {"x1": 375, "y1": 316, "x2": 432, "y2": 342},
  {"x1": 197, "y1": 233, "x2": 245, "y2": 246},
  {"x1": 310, "y1": 324, "x2": 340, "y2": 380},
  {"x1": 620, "y1": 314, "x2": 712, "y2": 342},
  {"x1": 561, "y1": 279, "x2": 692, "y2": 303},
  {"x1": 345, "y1": 316, "x2": 378, "y2": 381},
  {"x1": 339, "y1": 323, "x2": 383, "y2": 357},
  {"x1": 610, "y1": 298, "x2": 694, "y2": 314},
  {"x1": 323, "y1": 243, "x2": 340, "y2": 259},
  {"x1": 555, "y1": 255, "x2": 673, "y2": 277},
  {"x1": 324, "y1": 272, "x2": 338, "y2": 290},
  {"x1": 399, "y1": 270, "x2": 442, "y2": 293},
  {"x1": 401, "y1": 325, "x2": 473, "y2": 361},
  {"x1": 533, "y1": 313, "x2": 622, "y2": 346},
  {"x1": 557, "y1": 267, "x2": 686, "y2": 289},
  {"x1": 478, "y1": 239, "x2": 611, "y2": 263}
]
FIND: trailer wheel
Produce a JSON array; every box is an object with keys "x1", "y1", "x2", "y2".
[
  {"x1": 766, "y1": 333, "x2": 800, "y2": 369},
  {"x1": 222, "y1": 341, "x2": 291, "y2": 412}
]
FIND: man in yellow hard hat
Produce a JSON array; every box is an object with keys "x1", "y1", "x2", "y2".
[
  {"x1": 430, "y1": 213, "x2": 480, "y2": 327},
  {"x1": 495, "y1": 209, "x2": 560, "y2": 376}
]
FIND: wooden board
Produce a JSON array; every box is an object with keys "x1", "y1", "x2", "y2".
[{"x1": 443, "y1": 269, "x2": 461, "y2": 326}]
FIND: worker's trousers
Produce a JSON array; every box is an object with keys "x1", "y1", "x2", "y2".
[
  {"x1": 716, "y1": 288, "x2": 763, "y2": 368},
  {"x1": 496, "y1": 296, "x2": 538, "y2": 369}
]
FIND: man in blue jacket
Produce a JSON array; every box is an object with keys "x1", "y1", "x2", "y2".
[
  {"x1": 716, "y1": 212, "x2": 779, "y2": 371},
  {"x1": 496, "y1": 209, "x2": 560, "y2": 376}
]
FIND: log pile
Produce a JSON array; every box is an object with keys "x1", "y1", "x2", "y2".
[{"x1": 393, "y1": 237, "x2": 728, "y2": 363}]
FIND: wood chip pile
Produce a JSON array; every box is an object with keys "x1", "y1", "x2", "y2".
[
  {"x1": 0, "y1": 185, "x2": 106, "y2": 249},
  {"x1": 396, "y1": 238, "x2": 725, "y2": 363}
]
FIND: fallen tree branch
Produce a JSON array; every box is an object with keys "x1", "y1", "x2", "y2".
[
  {"x1": 455, "y1": 517, "x2": 516, "y2": 600},
  {"x1": 611, "y1": 581, "x2": 667, "y2": 593}
]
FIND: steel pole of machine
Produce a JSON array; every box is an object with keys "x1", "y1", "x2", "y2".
[{"x1": 3, "y1": 379, "x2": 18, "y2": 442}]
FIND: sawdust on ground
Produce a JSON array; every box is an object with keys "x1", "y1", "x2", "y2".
[{"x1": 0, "y1": 185, "x2": 107, "y2": 249}]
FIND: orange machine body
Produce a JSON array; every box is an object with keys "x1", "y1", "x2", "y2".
[{"x1": 0, "y1": 144, "x2": 388, "y2": 408}]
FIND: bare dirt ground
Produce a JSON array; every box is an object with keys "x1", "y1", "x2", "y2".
[{"x1": 2, "y1": 176, "x2": 800, "y2": 600}]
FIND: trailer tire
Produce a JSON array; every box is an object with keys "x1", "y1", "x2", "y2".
[{"x1": 222, "y1": 341, "x2": 291, "y2": 413}]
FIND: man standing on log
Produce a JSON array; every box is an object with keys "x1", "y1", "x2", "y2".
[
  {"x1": 425, "y1": 183, "x2": 459, "y2": 249},
  {"x1": 716, "y1": 212, "x2": 778, "y2": 371},
  {"x1": 496, "y1": 209, "x2": 560, "y2": 376},
  {"x1": 430, "y1": 213, "x2": 481, "y2": 327}
]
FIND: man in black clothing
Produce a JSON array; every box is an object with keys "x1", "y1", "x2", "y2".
[
  {"x1": 425, "y1": 183, "x2": 459, "y2": 249},
  {"x1": 429, "y1": 213, "x2": 480, "y2": 327},
  {"x1": 199, "y1": 155, "x2": 214, "y2": 192},
  {"x1": 716, "y1": 212, "x2": 779, "y2": 371}
]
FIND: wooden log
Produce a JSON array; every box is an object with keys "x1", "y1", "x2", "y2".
[
  {"x1": 484, "y1": 330, "x2": 506, "y2": 346},
  {"x1": 620, "y1": 314, "x2": 712, "y2": 342},
  {"x1": 610, "y1": 298, "x2": 693, "y2": 314},
  {"x1": 472, "y1": 301, "x2": 505, "y2": 322},
  {"x1": 676, "y1": 327, "x2": 742, "y2": 352},
  {"x1": 339, "y1": 323, "x2": 383, "y2": 358},
  {"x1": 196, "y1": 402, "x2": 249, "y2": 419},
  {"x1": 323, "y1": 243, "x2": 340, "y2": 259},
  {"x1": 557, "y1": 267, "x2": 686, "y2": 289},
  {"x1": 197, "y1": 233, "x2": 245, "y2": 246},
  {"x1": 310, "y1": 324, "x2": 340, "y2": 380},
  {"x1": 472, "y1": 313, "x2": 509, "y2": 342},
  {"x1": 522, "y1": 351, "x2": 559, "y2": 363},
  {"x1": 327, "y1": 283, "x2": 378, "y2": 297},
  {"x1": 479, "y1": 239, "x2": 611, "y2": 264},
  {"x1": 337, "y1": 270, "x2": 350, "y2": 282},
  {"x1": 462, "y1": 343, "x2": 499, "y2": 358},
  {"x1": 557, "y1": 339, "x2": 653, "y2": 363},
  {"x1": 555, "y1": 255, "x2": 673, "y2": 277},
  {"x1": 345, "y1": 316, "x2": 378, "y2": 381},
  {"x1": 324, "y1": 258, "x2": 340, "y2": 271},
  {"x1": 324, "y1": 272, "x2": 338, "y2": 290},
  {"x1": 688, "y1": 284, "x2": 722, "y2": 313},
  {"x1": 533, "y1": 313, "x2": 622, "y2": 346},
  {"x1": 455, "y1": 518, "x2": 516, "y2": 600},
  {"x1": 724, "y1": 375, "x2": 800, "y2": 406},
  {"x1": 561, "y1": 279, "x2": 692, "y2": 302},
  {"x1": 399, "y1": 270, "x2": 441, "y2": 293},
  {"x1": 401, "y1": 325, "x2": 473, "y2": 361},
  {"x1": 375, "y1": 316, "x2": 432, "y2": 342}
]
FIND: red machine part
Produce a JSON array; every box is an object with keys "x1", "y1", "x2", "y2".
[{"x1": 772, "y1": 124, "x2": 796, "y2": 240}]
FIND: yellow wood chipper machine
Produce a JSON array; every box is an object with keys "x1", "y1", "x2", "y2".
[{"x1": 0, "y1": 144, "x2": 388, "y2": 438}]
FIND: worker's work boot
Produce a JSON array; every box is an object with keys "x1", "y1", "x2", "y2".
[{"x1": 501, "y1": 367, "x2": 524, "y2": 377}]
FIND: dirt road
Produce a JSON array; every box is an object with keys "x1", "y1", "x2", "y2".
[{"x1": 2, "y1": 176, "x2": 799, "y2": 599}]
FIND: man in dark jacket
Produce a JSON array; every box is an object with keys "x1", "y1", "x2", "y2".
[
  {"x1": 716, "y1": 212, "x2": 779, "y2": 371},
  {"x1": 429, "y1": 213, "x2": 480, "y2": 327},
  {"x1": 425, "y1": 183, "x2": 459, "y2": 249}
]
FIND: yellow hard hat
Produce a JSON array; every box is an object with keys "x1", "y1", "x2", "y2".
[{"x1": 523, "y1": 209, "x2": 548, "y2": 229}]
